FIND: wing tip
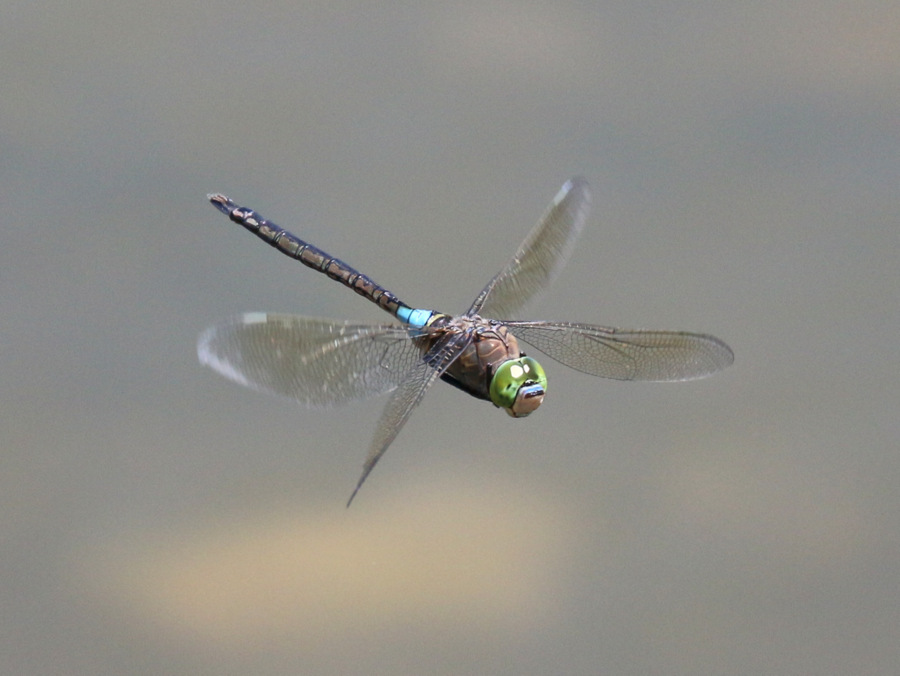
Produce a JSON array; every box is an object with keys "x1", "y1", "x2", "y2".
[
  {"x1": 676, "y1": 334, "x2": 735, "y2": 381},
  {"x1": 557, "y1": 177, "x2": 591, "y2": 206},
  {"x1": 346, "y1": 469, "x2": 371, "y2": 508}
]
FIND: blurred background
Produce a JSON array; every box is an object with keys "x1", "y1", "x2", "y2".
[{"x1": 3, "y1": 2, "x2": 898, "y2": 674}]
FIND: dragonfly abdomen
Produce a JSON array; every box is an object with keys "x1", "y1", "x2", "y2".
[{"x1": 209, "y1": 193, "x2": 418, "y2": 321}]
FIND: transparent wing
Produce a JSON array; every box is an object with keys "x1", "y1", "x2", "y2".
[
  {"x1": 347, "y1": 332, "x2": 472, "y2": 505},
  {"x1": 198, "y1": 313, "x2": 430, "y2": 406},
  {"x1": 506, "y1": 321, "x2": 734, "y2": 382},
  {"x1": 467, "y1": 178, "x2": 591, "y2": 319}
]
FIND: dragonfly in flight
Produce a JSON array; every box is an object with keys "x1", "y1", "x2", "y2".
[{"x1": 199, "y1": 179, "x2": 733, "y2": 504}]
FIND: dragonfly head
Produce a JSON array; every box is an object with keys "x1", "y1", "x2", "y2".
[{"x1": 489, "y1": 356, "x2": 548, "y2": 418}]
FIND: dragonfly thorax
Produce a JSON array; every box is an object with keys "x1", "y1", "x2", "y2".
[{"x1": 430, "y1": 316, "x2": 546, "y2": 416}]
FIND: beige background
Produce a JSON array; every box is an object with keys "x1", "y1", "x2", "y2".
[{"x1": 4, "y1": 2, "x2": 898, "y2": 674}]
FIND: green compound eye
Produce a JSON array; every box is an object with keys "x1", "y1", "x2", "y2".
[{"x1": 489, "y1": 357, "x2": 548, "y2": 417}]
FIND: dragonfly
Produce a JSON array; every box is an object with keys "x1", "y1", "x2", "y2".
[{"x1": 199, "y1": 179, "x2": 733, "y2": 504}]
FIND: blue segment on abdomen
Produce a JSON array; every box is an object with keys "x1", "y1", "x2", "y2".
[{"x1": 397, "y1": 307, "x2": 434, "y2": 327}]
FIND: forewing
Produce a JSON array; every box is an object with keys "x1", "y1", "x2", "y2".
[
  {"x1": 198, "y1": 313, "x2": 427, "y2": 406},
  {"x1": 468, "y1": 178, "x2": 591, "y2": 319},
  {"x1": 347, "y1": 332, "x2": 472, "y2": 505},
  {"x1": 506, "y1": 321, "x2": 734, "y2": 382}
]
